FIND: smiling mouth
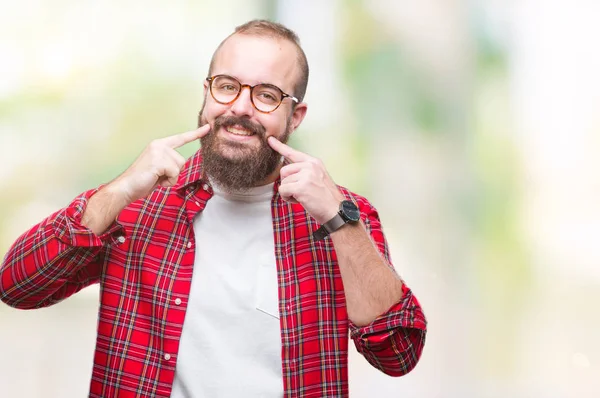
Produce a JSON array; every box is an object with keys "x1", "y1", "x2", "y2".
[{"x1": 225, "y1": 125, "x2": 256, "y2": 137}]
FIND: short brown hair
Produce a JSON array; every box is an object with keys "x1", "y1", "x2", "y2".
[{"x1": 208, "y1": 19, "x2": 309, "y2": 103}]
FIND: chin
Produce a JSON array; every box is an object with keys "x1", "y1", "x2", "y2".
[{"x1": 215, "y1": 142, "x2": 255, "y2": 160}]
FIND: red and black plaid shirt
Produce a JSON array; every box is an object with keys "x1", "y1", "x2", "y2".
[{"x1": 1, "y1": 150, "x2": 426, "y2": 397}]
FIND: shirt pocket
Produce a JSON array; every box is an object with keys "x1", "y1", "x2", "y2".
[{"x1": 255, "y1": 261, "x2": 280, "y2": 320}]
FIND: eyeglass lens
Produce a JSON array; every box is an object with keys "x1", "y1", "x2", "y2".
[{"x1": 210, "y1": 75, "x2": 283, "y2": 112}]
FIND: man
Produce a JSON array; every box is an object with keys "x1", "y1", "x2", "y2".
[{"x1": 0, "y1": 20, "x2": 426, "y2": 398}]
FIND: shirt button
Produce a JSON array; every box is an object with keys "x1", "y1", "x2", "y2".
[
  {"x1": 187, "y1": 241, "x2": 192, "y2": 249},
  {"x1": 164, "y1": 353, "x2": 171, "y2": 361},
  {"x1": 202, "y1": 184, "x2": 209, "y2": 191},
  {"x1": 174, "y1": 298, "x2": 182, "y2": 305},
  {"x1": 116, "y1": 236, "x2": 125, "y2": 244}
]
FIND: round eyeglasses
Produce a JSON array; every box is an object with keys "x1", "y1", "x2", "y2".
[{"x1": 206, "y1": 74, "x2": 299, "y2": 113}]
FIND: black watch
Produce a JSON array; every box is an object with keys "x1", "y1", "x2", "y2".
[{"x1": 313, "y1": 200, "x2": 360, "y2": 241}]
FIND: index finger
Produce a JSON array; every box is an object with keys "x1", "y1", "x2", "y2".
[
  {"x1": 267, "y1": 136, "x2": 310, "y2": 163},
  {"x1": 163, "y1": 124, "x2": 211, "y2": 149}
]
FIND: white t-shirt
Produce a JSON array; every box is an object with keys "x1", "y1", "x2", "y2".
[{"x1": 170, "y1": 181, "x2": 283, "y2": 398}]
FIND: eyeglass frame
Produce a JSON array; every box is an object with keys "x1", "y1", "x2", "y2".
[{"x1": 206, "y1": 74, "x2": 299, "y2": 114}]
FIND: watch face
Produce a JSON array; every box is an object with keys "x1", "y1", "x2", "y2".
[{"x1": 340, "y1": 200, "x2": 360, "y2": 222}]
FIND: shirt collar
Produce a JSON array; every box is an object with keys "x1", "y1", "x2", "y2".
[{"x1": 174, "y1": 149, "x2": 207, "y2": 193}]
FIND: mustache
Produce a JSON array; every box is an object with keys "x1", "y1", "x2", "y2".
[{"x1": 213, "y1": 116, "x2": 267, "y2": 140}]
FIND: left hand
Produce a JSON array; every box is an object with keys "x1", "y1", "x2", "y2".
[{"x1": 268, "y1": 136, "x2": 344, "y2": 224}]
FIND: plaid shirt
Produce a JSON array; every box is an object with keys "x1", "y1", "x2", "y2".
[{"x1": 0, "y1": 150, "x2": 426, "y2": 397}]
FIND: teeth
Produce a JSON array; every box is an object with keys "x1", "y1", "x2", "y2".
[{"x1": 226, "y1": 126, "x2": 253, "y2": 136}]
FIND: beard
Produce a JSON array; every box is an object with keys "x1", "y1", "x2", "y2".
[{"x1": 197, "y1": 106, "x2": 293, "y2": 193}]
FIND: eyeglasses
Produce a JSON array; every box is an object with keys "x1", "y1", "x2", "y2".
[{"x1": 206, "y1": 74, "x2": 299, "y2": 113}]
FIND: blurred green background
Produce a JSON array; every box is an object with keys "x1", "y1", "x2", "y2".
[{"x1": 1, "y1": 0, "x2": 599, "y2": 397}]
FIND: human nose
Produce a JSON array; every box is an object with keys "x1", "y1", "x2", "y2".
[{"x1": 229, "y1": 85, "x2": 255, "y2": 117}]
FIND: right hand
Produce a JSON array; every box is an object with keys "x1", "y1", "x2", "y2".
[{"x1": 111, "y1": 124, "x2": 211, "y2": 204}]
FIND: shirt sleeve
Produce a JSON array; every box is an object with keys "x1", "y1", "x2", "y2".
[
  {"x1": 347, "y1": 195, "x2": 427, "y2": 376},
  {"x1": 0, "y1": 187, "x2": 123, "y2": 309},
  {"x1": 349, "y1": 284, "x2": 427, "y2": 376}
]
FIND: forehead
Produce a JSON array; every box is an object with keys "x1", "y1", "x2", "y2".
[{"x1": 212, "y1": 34, "x2": 299, "y2": 93}]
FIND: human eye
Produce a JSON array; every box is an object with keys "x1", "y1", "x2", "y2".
[
  {"x1": 219, "y1": 83, "x2": 238, "y2": 93},
  {"x1": 213, "y1": 76, "x2": 239, "y2": 93},
  {"x1": 255, "y1": 87, "x2": 280, "y2": 104}
]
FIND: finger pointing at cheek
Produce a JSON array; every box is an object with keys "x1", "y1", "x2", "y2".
[{"x1": 268, "y1": 136, "x2": 311, "y2": 163}]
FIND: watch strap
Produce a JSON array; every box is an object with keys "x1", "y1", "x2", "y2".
[{"x1": 313, "y1": 213, "x2": 345, "y2": 241}]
